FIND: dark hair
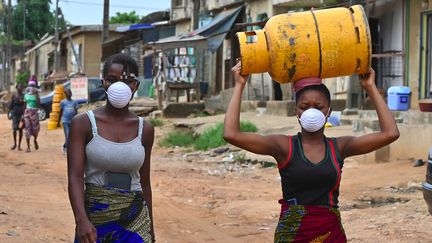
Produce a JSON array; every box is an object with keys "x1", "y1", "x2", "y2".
[
  {"x1": 295, "y1": 84, "x2": 331, "y2": 104},
  {"x1": 102, "y1": 53, "x2": 138, "y2": 79}
]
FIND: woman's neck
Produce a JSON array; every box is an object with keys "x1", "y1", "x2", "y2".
[
  {"x1": 104, "y1": 102, "x2": 130, "y2": 118},
  {"x1": 301, "y1": 130, "x2": 325, "y2": 145}
]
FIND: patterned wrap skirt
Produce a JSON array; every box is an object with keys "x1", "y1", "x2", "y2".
[
  {"x1": 23, "y1": 108, "x2": 40, "y2": 138},
  {"x1": 274, "y1": 199, "x2": 346, "y2": 243},
  {"x1": 74, "y1": 184, "x2": 152, "y2": 243}
]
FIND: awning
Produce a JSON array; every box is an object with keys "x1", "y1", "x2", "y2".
[
  {"x1": 150, "y1": 6, "x2": 243, "y2": 52},
  {"x1": 116, "y1": 23, "x2": 154, "y2": 32}
]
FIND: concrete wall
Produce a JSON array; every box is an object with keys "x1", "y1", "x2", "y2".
[
  {"x1": 67, "y1": 34, "x2": 85, "y2": 75},
  {"x1": 66, "y1": 32, "x2": 122, "y2": 77},
  {"x1": 83, "y1": 32, "x2": 104, "y2": 77},
  {"x1": 246, "y1": 0, "x2": 273, "y2": 17},
  {"x1": 27, "y1": 44, "x2": 54, "y2": 81},
  {"x1": 323, "y1": 76, "x2": 350, "y2": 100},
  {"x1": 37, "y1": 43, "x2": 54, "y2": 79},
  {"x1": 175, "y1": 21, "x2": 191, "y2": 35}
]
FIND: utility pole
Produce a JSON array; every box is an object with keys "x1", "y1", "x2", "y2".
[
  {"x1": 1, "y1": 2, "x2": 5, "y2": 91},
  {"x1": 192, "y1": 0, "x2": 200, "y2": 30},
  {"x1": 22, "y1": 2, "x2": 25, "y2": 40},
  {"x1": 102, "y1": 0, "x2": 109, "y2": 43},
  {"x1": 5, "y1": 0, "x2": 11, "y2": 91},
  {"x1": 53, "y1": 0, "x2": 59, "y2": 72}
]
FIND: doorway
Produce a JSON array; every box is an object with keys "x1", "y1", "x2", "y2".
[{"x1": 420, "y1": 12, "x2": 432, "y2": 99}]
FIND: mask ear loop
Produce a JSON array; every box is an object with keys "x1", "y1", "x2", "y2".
[{"x1": 325, "y1": 107, "x2": 332, "y2": 118}]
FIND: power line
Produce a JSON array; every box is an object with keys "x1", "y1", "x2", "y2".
[{"x1": 60, "y1": 0, "x2": 169, "y2": 11}]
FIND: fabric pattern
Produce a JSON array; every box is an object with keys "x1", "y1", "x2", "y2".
[
  {"x1": 75, "y1": 183, "x2": 152, "y2": 243},
  {"x1": 274, "y1": 202, "x2": 346, "y2": 243},
  {"x1": 23, "y1": 108, "x2": 40, "y2": 138}
]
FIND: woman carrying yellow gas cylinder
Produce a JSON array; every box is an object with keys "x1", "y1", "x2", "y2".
[{"x1": 223, "y1": 5, "x2": 400, "y2": 243}]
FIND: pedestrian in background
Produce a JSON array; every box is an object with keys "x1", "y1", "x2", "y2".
[
  {"x1": 67, "y1": 53, "x2": 155, "y2": 243},
  {"x1": 8, "y1": 83, "x2": 26, "y2": 151},
  {"x1": 23, "y1": 79, "x2": 40, "y2": 152},
  {"x1": 58, "y1": 88, "x2": 79, "y2": 154},
  {"x1": 25, "y1": 75, "x2": 41, "y2": 94},
  {"x1": 224, "y1": 61, "x2": 400, "y2": 242}
]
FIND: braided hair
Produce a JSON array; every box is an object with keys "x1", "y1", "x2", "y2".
[{"x1": 102, "y1": 53, "x2": 138, "y2": 79}]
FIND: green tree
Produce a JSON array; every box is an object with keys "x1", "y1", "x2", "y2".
[
  {"x1": 12, "y1": 0, "x2": 67, "y2": 42},
  {"x1": 109, "y1": 11, "x2": 141, "y2": 24}
]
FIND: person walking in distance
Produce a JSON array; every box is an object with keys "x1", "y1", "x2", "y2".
[
  {"x1": 58, "y1": 88, "x2": 79, "y2": 154},
  {"x1": 67, "y1": 53, "x2": 155, "y2": 243},
  {"x1": 224, "y1": 61, "x2": 400, "y2": 242},
  {"x1": 23, "y1": 79, "x2": 40, "y2": 152},
  {"x1": 9, "y1": 83, "x2": 26, "y2": 151}
]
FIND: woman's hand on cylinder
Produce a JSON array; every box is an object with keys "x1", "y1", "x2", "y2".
[
  {"x1": 231, "y1": 59, "x2": 249, "y2": 86},
  {"x1": 359, "y1": 68, "x2": 376, "y2": 91}
]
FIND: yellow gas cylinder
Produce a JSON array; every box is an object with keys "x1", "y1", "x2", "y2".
[{"x1": 237, "y1": 5, "x2": 371, "y2": 83}]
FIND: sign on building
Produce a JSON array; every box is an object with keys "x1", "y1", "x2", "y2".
[{"x1": 70, "y1": 76, "x2": 88, "y2": 101}]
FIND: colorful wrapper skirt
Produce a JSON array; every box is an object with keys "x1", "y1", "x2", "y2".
[
  {"x1": 74, "y1": 184, "x2": 152, "y2": 243},
  {"x1": 23, "y1": 108, "x2": 39, "y2": 138},
  {"x1": 274, "y1": 199, "x2": 346, "y2": 243}
]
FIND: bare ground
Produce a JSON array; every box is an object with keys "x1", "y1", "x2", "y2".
[{"x1": 0, "y1": 112, "x2": 431, "y2": 243}]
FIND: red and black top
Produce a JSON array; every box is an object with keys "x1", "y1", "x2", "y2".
[{"x1": 278, "y1": 133, "x2": 343, "y2": 208}]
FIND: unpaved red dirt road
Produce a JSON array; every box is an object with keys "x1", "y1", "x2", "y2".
[{"x1": 0, "y1": 113, "x2": 431, "y2": 242}]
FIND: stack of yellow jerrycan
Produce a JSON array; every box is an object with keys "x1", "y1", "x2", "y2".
[
  {"x1": 47, "y1": 84, "x2": 64, "y2": 130},
  {"x1": 237, "y1": 5, "x2": 371, "y2": 83}
]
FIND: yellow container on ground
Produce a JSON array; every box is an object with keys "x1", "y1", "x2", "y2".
[
  {"x1": 52, "y1": 103, "x2": 60, "y2": 112},
  {"x1": 237, "y1": 5, "x2": 371, "y2": 83},
  {"x1": 49, "y1": 112, "x2": 59, "y2": 121},
  {"x1": 47, "y1": 121, "x2": 58, "y2": 130}
]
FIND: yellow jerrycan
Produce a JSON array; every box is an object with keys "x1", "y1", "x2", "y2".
[{"x1": 237, "y1": 5, "x2": 371, "y2": 83}]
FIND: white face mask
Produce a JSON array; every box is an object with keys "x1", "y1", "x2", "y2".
[
  {"x1": 106, "y1": 81, "x2": 132, "y2": 108},
  {"x1": 298, "y1": 108, "x2": 329, "y2": 132}
]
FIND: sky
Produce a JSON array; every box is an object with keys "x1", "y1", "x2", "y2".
[
  {"x1": 58, "y1": 0, "x2": 171, "y2": 25},
  {"x1": 13, "y1": 0, "x2": 172, "y2": 25}
]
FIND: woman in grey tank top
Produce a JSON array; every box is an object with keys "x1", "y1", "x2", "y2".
[{"x1": 67, "y1": 53, "x2": 155, "y2": 243}]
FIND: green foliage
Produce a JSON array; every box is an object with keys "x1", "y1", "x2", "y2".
[
  {"x1": 239, "y1": 120, "x2": 258, "y2": 133},
  {"x1": 149, "y1": 117, "x2": 164, "y2": 127},
  {"x1": 15, "y1": 70, "x2": 30, "y2": 86},
  {"x1": 160, "y1": 121, "x2": 258, "y2": 151},
  {"x1": 194, "y1": 121, "x2": 257, "y2": 151},
  {"x1": 10, "y1": 0, "x2": 67, "y2": 42},
  {"x1": 233, "y1": 152, "x2": 246, "y2": 163},
  {"x1": 109, "y1": 11, "x2": 141, "y2": 24},
  {"x1": 159, "y1": 131, "x2": 195, "y2": 148},
  {"x1": 194, "y1": 123, "x2": 226, "y2": 150}
]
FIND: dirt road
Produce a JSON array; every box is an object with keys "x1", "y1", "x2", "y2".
[{"x1": 0, "y1": 113, "x2": 431, "y2": 242}]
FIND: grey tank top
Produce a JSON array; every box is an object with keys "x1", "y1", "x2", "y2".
[{"x1": 84, "y1": 110, "x2": 145, "y2": 191}]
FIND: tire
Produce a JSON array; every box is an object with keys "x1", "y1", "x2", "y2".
[{"x1": 38, "y1": 108, "x2": 47, "y2": 121}]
